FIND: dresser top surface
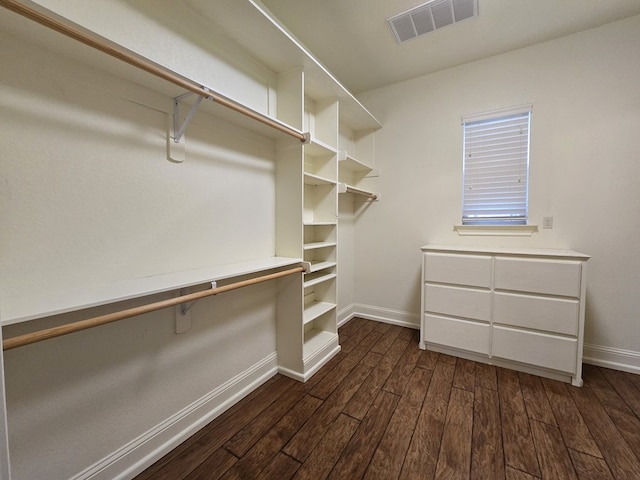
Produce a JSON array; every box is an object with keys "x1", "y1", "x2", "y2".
[{"x1": 421, "y1": 244, "x2": 590, "y2": 260}]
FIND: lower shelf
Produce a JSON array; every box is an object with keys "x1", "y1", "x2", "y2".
[
  {"x1": 303, "y1": 301, "x2": 336, "y2": 325},
  {"x1": 303, "y1": 272, "x2": 337, "y2": 288},
  {"x1": 303, "y1": 329, "x2": 337, "y2": 361}
]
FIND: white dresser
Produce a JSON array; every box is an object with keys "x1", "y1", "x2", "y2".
[{"x1": 420, "y1": 245, "x2": 589, "y2": 386}]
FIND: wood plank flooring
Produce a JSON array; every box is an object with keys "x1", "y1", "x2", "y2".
[{"x1": 136, "y1": 318, "x2": 640, "y2": 480}]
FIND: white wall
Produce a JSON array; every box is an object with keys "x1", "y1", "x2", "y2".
[
  {"x1": 356, "y1": 15, "x2": 640, "y2": 368},
  {"x1": 0, "y1": 4, "x2": 283, "y2": 479}
]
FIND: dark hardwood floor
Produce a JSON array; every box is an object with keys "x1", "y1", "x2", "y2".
[{"x1": 136, "y1": 318, "x2": 640, "y2": 480}]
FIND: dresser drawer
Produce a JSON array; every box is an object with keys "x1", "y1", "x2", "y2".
[
  {"x1": 494, "y1": 292, "x2": 579, "y2": 336},
  {"x1": 494, "y1": 257, "x2": 582, "y2": 297},
  {"x1": 423, "y1": 314, "x2": 490, "y2": 354},
  {"x1": 424, "y1": 252, "x2": 492, "y2": 288},
  {"x1": 424, "y1": 284, "x2": 491, "y2": 322},
  {"x1": 492, "y1": 326, "x2": 577, "y2": 374}
]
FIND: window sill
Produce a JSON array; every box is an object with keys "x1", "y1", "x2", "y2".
[{"x1": 454, "y1": 224, "x2": 539, "y2": 237}]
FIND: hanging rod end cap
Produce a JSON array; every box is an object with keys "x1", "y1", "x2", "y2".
[{"x1": 301, "y1": 132, "x2": 311, "y2": 144}]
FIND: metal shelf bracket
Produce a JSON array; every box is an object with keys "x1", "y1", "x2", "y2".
[{"x1": 173, "y1": 88, "x2": 211, "y2": 143}]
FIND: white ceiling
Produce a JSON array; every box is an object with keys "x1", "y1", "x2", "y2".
[{"x1": 259, "y1": 0, "x2": 640, "y2": 94}]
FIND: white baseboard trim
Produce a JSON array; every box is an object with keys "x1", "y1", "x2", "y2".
[
  {"x1": 337, "y1": 304, "x2": 355, "y2": 328},
  {"x1": 343, "y1": 305, "x2": 640, "y2": 376},
  {"x1": 278, "y1": 344, "x2": 341, "y2": 383},
  {"x1": 583, "y1": 344, "x2": 640, "y2": 374},
  {"x1": 346, "y1": 308, "x2": 640, "y2": 376},
  {"x1": 71, "y1": 352, "x2": 279, "y2": 480},
  {"x1": 352, "y1": 303, "x2": 420, "y2": 330}
]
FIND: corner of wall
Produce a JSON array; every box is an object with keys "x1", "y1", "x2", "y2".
[{"x1": 351, "y1": 303, "x2": 419, "y2": 330}]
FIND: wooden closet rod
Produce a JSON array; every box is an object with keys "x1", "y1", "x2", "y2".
[
  {"x1": 2, "y1": 266, "x2": 305, "y2": 351},
  {"x1": 0, "y1": 0, "x2": 307, "y2": 143},
  {"x1": 343, "y1": 185, "x2": 378, "y2": 200}
]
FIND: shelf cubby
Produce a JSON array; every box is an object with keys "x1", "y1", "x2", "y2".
[
  {"x1": 303, "y1": 327, "x2": 337, "y2": 362},
  {"x1": 338, "y1": 149, "x2": 379, "y2": 201},
  {"x1": 304, "y1": 183, "x2": 337, "y2": 224},
  {"x1": 304, "y1": 140, "x2": 338, "y2": 183},
  {"x1": 304, "y1": 97, "x2": 338, "y2": 149},
  {"x1": 339, "y1": 150, "x2": 378, "y2": 187},
  {"x1": 304, "y1": 222, "x2": 336, "y2": 248},
  {"x1": 303, "y1": 301, "x2": 336, "y2": 325},
  {"x1": 339, "y1": 122, "x2": 376, "y2": 167}
]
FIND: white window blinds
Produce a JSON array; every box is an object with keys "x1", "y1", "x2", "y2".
[{"x1": 462, "y1": 105, "x2": 531, "y2": 225}]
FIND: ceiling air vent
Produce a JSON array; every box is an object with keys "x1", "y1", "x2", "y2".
[{"x1": 387, "y1": 0, "x2": 478, "y2": 43}]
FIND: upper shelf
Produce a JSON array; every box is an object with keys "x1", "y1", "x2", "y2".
[
  {"x1": 304, "y1": 172, "x2": 336, "y2": 186},
  {"x1": 1, "y1": 257, "x2": 303, "y2": 326},
  {"x1": 164, "y1": 0, "x2": 382, "y2": 131},
  {"x1": 338, "y1": 151, "x2": 375, "y2": 173},
  {"x1": 0, "y1": 1, "x2": 380, "y2": 133},
  {"x1": 305, "y1": 138, "x2": 337, "y2": 157},
  {"x1": 0, "y1": 1, "x2": 313, "y2": 146}
]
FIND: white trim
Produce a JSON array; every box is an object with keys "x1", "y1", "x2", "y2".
[
  {"x1": 278, "y1": 344, "x2": 341, "y2": 383},
  {"x1": 337, "y1": 304, "x2": 355, "y2": 327},
  {"x1": 341, "y1": 304, "x2": 640, "y2": 378},
  {"x1": 583, "y1": 344, "x2": 640, "y2": 375},
  {"x1": 462, "y1": 103, "x2": 533, "y2": 124},
  {"x1": 277, "y1": 365, "x2": 306, "y2": 383},
  {"x1": 70, "y1": 353, "x2": 279, "y2": 480},
  {"x1": 454, "y1": 224, "x2": 538, "y2": 236},
  {"x1": 352, "y1": 304, "x2": 419, "y2": 329}
]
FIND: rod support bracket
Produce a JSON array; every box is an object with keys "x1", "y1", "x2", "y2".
[
  {"x1": 175, "y1": 287, "x2": 193, "y2": 333},
  {"x1": 173, "y1": 89, "x2": 208, "y2": 143}
]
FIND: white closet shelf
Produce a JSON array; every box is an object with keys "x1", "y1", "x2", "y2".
[
  {"x1": 303, "y1": 221, "x2": 337, "y2": 227},
  {"x1": 307, "y1": 261, "x2": 337, "y2": 273},
  {"x1": 303, "y1": 329, "x2": 338, "y2": 360},
  {"x1": 303, "y1": 241, "x2": 337, "y2": 251},
  {"x1": 338, "y1": 151, "x2": 375, "y2": 173},
  {"x1": 303, "y1": 301, "x2": 336, "y2": 325},
  {"x1": 206, "y1": 1, "x2": 382, "y2": 131},
  {"x1": 306, "y1": 138, "x2": 337, "y2": 156},
  {"x1": 304, "y1": 172, "x2": 337, "y2": 186},
  {"x1": 304, "y1": 272, "x2": 337, "y2": 289},
  {"x1": 1, "y1": 256, "x2": 303, "y2": 326},
  {"x1": 0, "y1": 2, "x2": 308, "y2": 145}
]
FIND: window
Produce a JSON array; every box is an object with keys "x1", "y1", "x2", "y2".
[{"x1": 462, "y1": 105, "x2": 531, "y2": 225}]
